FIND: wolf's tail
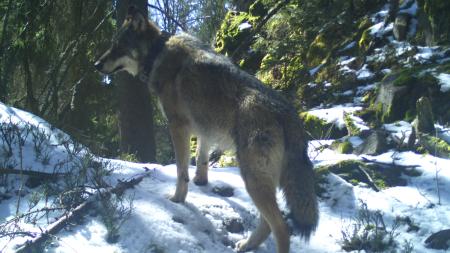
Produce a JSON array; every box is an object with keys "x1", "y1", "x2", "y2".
[{"x1": 280, "y1": 115, "x2": 319, "y2": 240}]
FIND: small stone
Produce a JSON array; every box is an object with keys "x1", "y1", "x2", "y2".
[
  {"x1": 223, "y1": 218, "x2": 244, "y2": 233},
  {"x1": 212, "y1": 185, "x2": 234, "y2": 197}
]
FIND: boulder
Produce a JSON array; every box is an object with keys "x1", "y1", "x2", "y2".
[
  {"x1": 355, "y1": 130, "x2": 389, "y2": 155},
  {"x1": 374, "y1": 70, "x2": 441, "y2": 123},
  {"x1": 414, "y1": 96, "x2": 435, "y2": 134},
  {"x1": 393, "y1": 13, "x2": 411, "y2": 41},
  {"x1": 425, "y1": 229, "x2": 450, "y2": 250}
]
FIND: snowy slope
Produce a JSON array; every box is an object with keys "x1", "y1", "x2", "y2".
[{"x1": 1, "y1": 102, "x2": 449, "y2": 253}]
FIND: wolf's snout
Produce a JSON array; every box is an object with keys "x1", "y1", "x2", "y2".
[{"x1": 94, "y1": 60, "x2": 104, "y2": 71}]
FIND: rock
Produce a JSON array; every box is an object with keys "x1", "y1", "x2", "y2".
[
  {"x1": 417, "y1": 133, "x2": 450, "y2": 159},
  {"x1": 330, "y1": 139, "x2": 354, "y2": 154},
  {"x1": 425, "y1": 229, "x2": 450, "y2": 250},
  {"x1": 223, "y1": 218, "x2": 244, "y2": 233},
  {"x1": 374, "y1": 70, "x2": 441, "y2": 123},
  {"x1": 355, "y1": 130, "x2": 389, "y2": 155},
  {"x1": 393, "y1": 13, "x2": 411, "y2": 41},
  {"x1": 374, "y1": 73, "x2": 410, "y2": 123},
  {"x1": 415, "y1": 96, "x2": 435, "y2": 134},
  {"x1": 212, "y1": 185, "x2": 234, "y2": 197}
]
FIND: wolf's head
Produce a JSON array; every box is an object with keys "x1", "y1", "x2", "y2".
[{"x1": 94, "y1": 6, "x2": 161, "y2": 76}]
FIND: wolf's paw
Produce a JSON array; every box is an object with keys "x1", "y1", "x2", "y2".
[
  {"x1": 168, "y1": 193, "x2": 186, "y2": 203},
  {"x1": 235, "y1": 239, "x2": 251, "y2": 252},
  {"x1": 193, "y1": 175, "x2": 208, "y2": 186}
]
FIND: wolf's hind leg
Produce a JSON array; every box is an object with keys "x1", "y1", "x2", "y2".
[
  {"x1": 193, "y1": 137, "x2": 209, "y2": 185},
  {"x1": 236, "y1": 215, "x2": 270, "y2": 252},
  {"x1": 169, "y1": 125, "x2": 190, "y2": 203},
  {"x1": 239, "y1": 175, "x2": 289, "y2": 253}
]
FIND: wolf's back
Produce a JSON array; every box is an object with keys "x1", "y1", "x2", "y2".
[{"x1": 280, "y1": 114, "x2": 318, "y2": 240}]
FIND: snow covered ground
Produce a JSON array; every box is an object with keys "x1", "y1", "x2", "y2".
[{"x1": 0, "y1": 102, "x2": 449, "y2": 253}]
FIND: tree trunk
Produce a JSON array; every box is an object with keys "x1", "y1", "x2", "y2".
[{"x1": 116, "y1": 0, "x2": 156, "y2": 162}]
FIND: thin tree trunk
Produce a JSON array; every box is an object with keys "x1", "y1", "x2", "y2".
[
  {"x1": 116, "y1": 0, "x2": 156, "y2": 162},
  {"x1": 0, "y1": 0, "x2": 13, "y2": 100}
]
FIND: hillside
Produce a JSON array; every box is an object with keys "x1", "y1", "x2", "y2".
[{"x1": 1, "y1": 0, "x2": 450, "y2": 252}]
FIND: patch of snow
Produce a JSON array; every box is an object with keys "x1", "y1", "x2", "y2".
[
  {"x1": 356, "y1": 64, "x2": 375, "y2": 80},
  {"x1": 369, "y1": 22, "x2": 385, "y2": 36},
  {"x1": 435, "y1": 73, "x2": 450, "y2": 92},
  {"x1": 342, "y1": 41, "x2": 356, "y2": 51},
  {"x1": 413, "y1": 46, "x2": 439, "y2": 63},
  {"x1": 307, "y1": 82, "x2": 318, "y2": 88},
  {"x1": 399, "y1": 0, "x2": 418, "y2": 16},
  {"x1": 309, "y1": 64, "x2": 323, "y2": 76},
  {"x1": 338, "y1": 57, "x2": 356, "y2": 66},
  {"x1": 383, "y1": 121, "x2": 413, "y2": 144},
  {"x1": 347, "y1": 136, "x2": 364, "y2": 148},
  {"x1": 356, "y1": 83, "x2": 376, "y2": 95},
  {"x1": 381, "y1": 68, "x2": 392, "y2": 75},
  {"x1": 307, "y1": 105, "x2": 363, "y2": 129},
  {"x1": 238, "y1": 22, "x2": 252, "y2": 31},
  {"x1": 435, "y1": 124, "x2": 450, "y2": 143}
]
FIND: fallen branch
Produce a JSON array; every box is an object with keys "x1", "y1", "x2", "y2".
[
  {"x1": 15, "y1": 168, "x2": 153, "y2": 253},
  {"x1": 0, "y1": 168, "x2": 61, "y2": 178},
  {"x1": 361, "y1": 157, "x2": 419, "y2": 169},
  {"x1": 355, "y1": 165, "x2": 380, "y2": 192}
]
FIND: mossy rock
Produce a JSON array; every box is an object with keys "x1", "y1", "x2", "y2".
[
  {"x1": 300, "y1": 112, "x2": 347, "y2": 140},
  {"x1": 258, "y1": 55, "x2": 308, "y2": 90},
  {"x1": 307, "y1": 23, "x2": 350, "y2": 67},
  {"x1": 344, "y1": 112, "x2": 361, "y2": 136},
  {"x1": 330, "y1": 139, "x2": 354, "y2": 154},
  {"x1": 358, "y1": 27, "x2": 373, "y2": 51},
  {"x1": 418, "y1": 133, "x2": 450, "y2": 159},
  {"x1": 354, "y1": 130, "x2": 389, "y2": 156},
  {"x1": 215, "y1": 11, "x2": 259, "y2": 56},
  {"x1": 315, "y1": 160, "x2": 419, "y2": 192},
  {"x1": 417, "y1": 0, "x2": 450, "y2": 45},
  {"x1": 373, "y1": 68, "x2": 442, "y2": 123}
]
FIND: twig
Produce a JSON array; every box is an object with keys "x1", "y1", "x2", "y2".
[{"x1": 148, "y1": 3, "x2": 187, "y2": 32}]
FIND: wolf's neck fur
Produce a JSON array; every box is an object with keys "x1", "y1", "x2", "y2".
[{"x1": 139, "y1": 31, "x2": 171, "y2": 83}]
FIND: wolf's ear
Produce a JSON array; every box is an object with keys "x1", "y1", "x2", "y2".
[{"x1": 126, "y1": 5, "x2": 148, "y2": 32}]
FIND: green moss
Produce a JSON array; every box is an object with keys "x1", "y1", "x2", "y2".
[
  {"x1": 315, "y1": 159, "x2": 412, "y2": 190},
  {"x1": 300, "y1": 112, "x2": 339, "y2": 139},
  {"x1": 418, "y1": 134, "x2": 450, "y2": 159},
  {"x1": 118, "y1": 152, "x2": 139, "y2": 162},
  {"x1": 331, "y1": 140, "x2": 354, "y2": 154},
  {"x1": 358, "y1": 28, "x2": 373, "y2": 51},
  {"x1": 344, "y1": 112, "x2": 361, "y2": 136},
  {"x1": 215, "y1": 11, "x2": 260, "y2": 55},
  {"x1": 307, "y1": 34, "x2": 329, "y2": 66}
]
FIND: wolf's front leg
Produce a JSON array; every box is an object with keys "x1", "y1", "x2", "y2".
[
  {"x1": 193, "y1": 137, "x2": 209, "y2": 186},
  {"x1": 169, "y1": 125, "x2": 191, "y2": 203}
]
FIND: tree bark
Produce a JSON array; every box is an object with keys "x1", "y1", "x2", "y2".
[{"x1": 116, "y1": 0, "x2": 156, "y2": 162}]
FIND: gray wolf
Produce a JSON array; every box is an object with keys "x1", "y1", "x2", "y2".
[{"x1": 95, "y1": 6, "x2": 318, "y2": 253}]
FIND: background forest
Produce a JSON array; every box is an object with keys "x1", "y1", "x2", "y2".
[
  {"x1": 1, "y1": 0, "x2": 450, "y2": 252},
  {"x1": 1, "y1": 0, "x2": 449, "y2": 163}
]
